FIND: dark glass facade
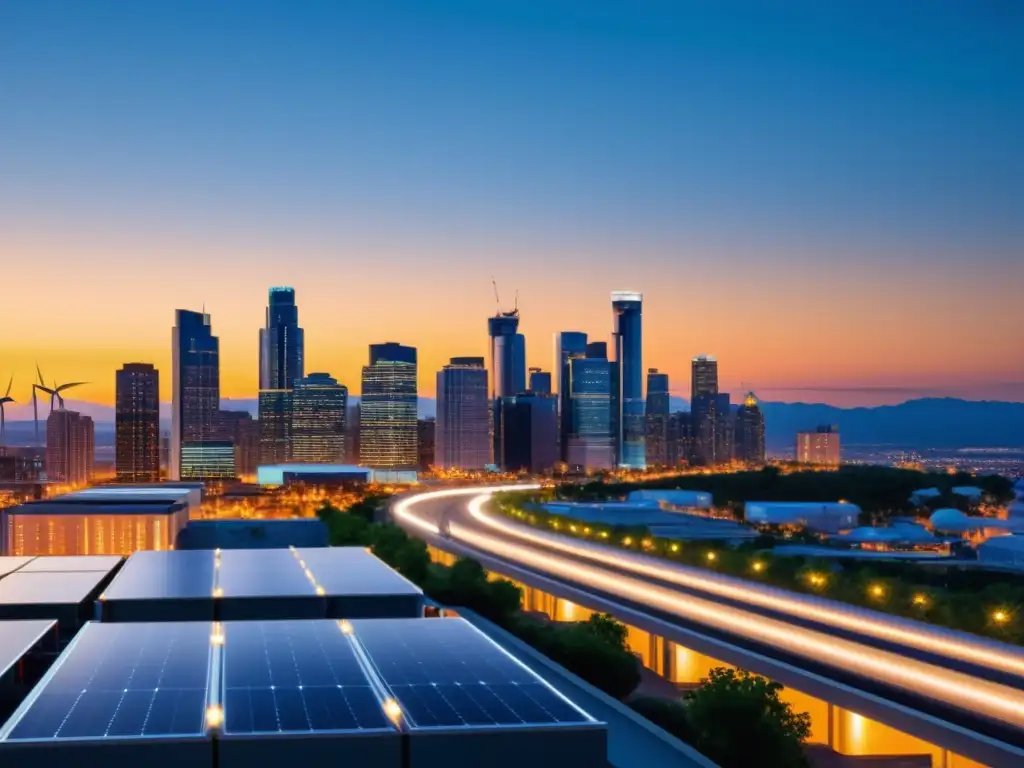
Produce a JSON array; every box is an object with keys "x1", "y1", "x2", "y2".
[
  {"x1": 436, "y1": 357, "x2": 490, "y2": 470},
  {"x1": 612, "y1": 292, "x2": 645, "y2": 468},
  {"x1": 219, "y1": 410, "x2": 259, "y2": 478},
  {"x1": 259, "y1": 287, "x2": 305, "y2": 465},
  {"x1": 171, "y1": 309, "x2": 220, "y2": 480},
  {"x1": 499, "y1": 393, "x2": 558, "y2": 474},
  {"x1": 691, "y1": 355, "x2": 719, "y2": 466},
  {"x1": 734, "y1": 393, "x2": 766, "y2": 464},
  {"x1": 566, "y1": 356, "x2": 614, "y2": 470},
  {"x1": 360, "y1": 343, "x2": 418, "y2": 469},
  {"x1": 555, "y1": 331, "x2": 588, "y2": 463},
  {"x1": 487, "y1": 313, "x2": 520, "y2": 399},
  {"x1": 115, "y1": 363, "x2": 160, "y2": 482},
  {"x1": 45, "y1": 409, "x2": 93, "y2": 485},
  {"x1": 528, "y1": 368, "x2": 552, "y2": 395},
  {"x1": 291, "y1": 373, "x2": 348, "y2": 463},
  {"x1": 644, "y1": 368, "x2": 670, "y2": 467}
]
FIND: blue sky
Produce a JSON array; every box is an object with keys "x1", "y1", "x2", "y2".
[{"x1": 1, "y1": 1, "x2": 1022, "y2": 405}]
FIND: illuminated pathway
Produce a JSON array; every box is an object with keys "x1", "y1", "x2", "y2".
[{"x1": 393, "y1": 485, "x2": 1024, "y2": 765}]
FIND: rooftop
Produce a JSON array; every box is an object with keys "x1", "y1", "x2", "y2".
[{"x1": 0, "y1": 620, "x2": 57, "y2": 680}]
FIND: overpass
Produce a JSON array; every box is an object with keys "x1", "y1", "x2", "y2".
[{"x1": 391, "y1": 485, "x2": 1024, "y2": 768}]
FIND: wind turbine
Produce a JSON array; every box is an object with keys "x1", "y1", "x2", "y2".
[
  {"x1": 0, "y1": 375, "x2": 13, "y2": 447},
  {"x1": 32, "y1": 365, "x2": 87, "y2": 445}
]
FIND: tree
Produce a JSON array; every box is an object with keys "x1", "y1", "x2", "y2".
[
  {"x1": 579, "y1": 613, "x2": 629, "y2": 651},
  {"x1": 685, "y1": 668, "x2": 811, "y2": 768}
]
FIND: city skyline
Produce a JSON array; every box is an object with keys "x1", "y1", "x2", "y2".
[{"x1": 1, "y1": 3, "x2": 1020, "y2": 409}]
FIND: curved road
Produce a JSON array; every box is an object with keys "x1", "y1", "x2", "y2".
[{"x1": 393, "y1": 485, "x2": 1024, "y2": 745}]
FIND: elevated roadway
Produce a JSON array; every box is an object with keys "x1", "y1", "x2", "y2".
[{"x1": 392, "y1": 485, "x2": 1024, "y2": 767}]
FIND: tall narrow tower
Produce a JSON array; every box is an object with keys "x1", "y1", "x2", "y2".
[
  {"x1": 171, "y1": 309, "x2": 220, "y2": 480},
  {"x1": 116, "y1": 363, "x2": 160, "y2": 482},
  {"x1": 612, "y1": 291, "x2": 645, "y2": 469},
  {"x1": 259, "y1": 287, "x2": 305, "y2": 464}
]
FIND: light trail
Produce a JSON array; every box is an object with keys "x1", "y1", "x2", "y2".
[
  {"x1": 392, "y1": 487, "x2": 1024, "y2": 729},
  {"x1": 463, "y1": 489, "x2": 1024, "y2": 680}
]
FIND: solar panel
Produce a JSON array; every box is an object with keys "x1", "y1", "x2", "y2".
[
  {"x1": 217, "y1": 550, "x2": 314, "y2": 597},
  {"x1": 353, "y1": 618, "x2": 594, "y2": 729},
  {"x1": 102, "y1": 550, "x2": 214, "y2": 600},
  {"x1": 295, "y1": 547, "x2": 422, "y2": 597},
  {"x1": 221, "y1": 620, "x2": 391, "y2": 735},
  {"x1": 1, "y1": 622, "x2": 211, "y2": 742},
  {"x1": 0, "y1": 557, "x2": 33, "y2": 578},
  {"x1": 0, "y1": 619, "x2": 57, "y2": 679},
  {"x1": 17, "y1": 556, "x2": 122, "y2": 574},
  {"x1": 0, "y1": 571, "x2": 108, "y2": 606}
]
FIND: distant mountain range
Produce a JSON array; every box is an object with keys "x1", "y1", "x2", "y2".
[{"x1": 4, "y1": 397, "x2": 1023, "y2": 450}]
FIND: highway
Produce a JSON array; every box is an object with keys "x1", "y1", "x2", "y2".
[{"x1": 392, "y1": 485, "x2": 1024, "y2": 745}]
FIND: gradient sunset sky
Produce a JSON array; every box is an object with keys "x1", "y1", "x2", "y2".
[{"x1": 2, "y1": 1, "x2": 1022, "y2": 408}]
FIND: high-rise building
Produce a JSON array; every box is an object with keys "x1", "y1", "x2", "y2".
[
  {"x1": 259, "y1": 287, "x2": 304, "y2": 465},
  {"x1": 219, "y1": 410, "x2": 259, "y2": 478},
  {"x1": 797, "y1": 425, "x2": 841, "y2": 466},
  {"x1": 417, "y1": 418, "x2": 435, "y2": 472},
  {"x1": 612, "y1": 291, "x2": 645, "y2": 469},
  {"x1": 115, "y1": 363, "x2": 160, "y2": 483},
  {"x1": 45, "y1": 409, "x2": 94, "y2": 485},
  {"x1": 291, "y1": 373, "x2": 347, "y2": 463},
  {"x1": 171, "y1": 309, "x2": 220, "y2": 480},
  {"x1": 690, "y1": 355, "x2": 719, "y2": 466},
  {"x1": 528, "y1": 368, "x2": 552, "y2": 395},
  {"x1": 714, "y1": 392, "x2": 734, "y2": 464},
  {"x1": 360, "y1": 343, "x2": 418, "y2": 469},
  {"x1": 666, "y1": 411, "x2": 694, "y2": 467},
  {"x1": 499, "y1": 393, "x2": 558, "y2": 474},
  {"x1": 555, "y1": 331, "x2": 588, "y2": 462},
  {"x1": 488, "y1": 312, "x2": 521, "y2": 400},
  {"x1": 585, "y1": 341, "x2": 607, "y2": 360},
  {"x1": 566, "y1": 356, "x2": 614, "y2": 471},
  {"x1": 734, "y1": 393, "x2": 766, "y2": 464},
  {"x1": 436, "y1": 357, "x2": 490, "y2": 470},
  {"x1": 645, "y1": 368, "x2": 670, "y2": 466}
]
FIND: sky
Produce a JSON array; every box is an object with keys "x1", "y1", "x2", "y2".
[{"x1": 1, "y1": 1, "x2": 1022, "y2": 408}]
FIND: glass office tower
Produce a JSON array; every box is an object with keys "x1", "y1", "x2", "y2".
[
  {"x1": 259, "y1": 287, "x2": 305, "y2": 464},
  {"x1": 435, "y1": 357, "x2": 490, "y2": 470},
  {"x1": 360, "y1": 343, "x2": 418, "y2": 469},
  {"x1": 555, "y1": 331, "x2": 588, "y2": 462},
  {"x1": 171, "y1": 309, "x2": 220, "y2": 480},
  {"x1": 612, "y1": 291, "x2": 645, "y2": 469},
  {"x1": 115, "y1": 363, "x2": 160, "y2": 482},
  {"x1": 645, "y1": 368, "x2": 670, "y2": 467},
  {"x1": 488, "y1": 312, "x2": 521, "y2": 399},
  {"x1": 566, "y1": 356, "x2": 614, "y2": 470},
  {"x1": 291, "y1": 373, "x2": 348, "y2": 463}
]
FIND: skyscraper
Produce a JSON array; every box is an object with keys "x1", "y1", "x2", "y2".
[
  {"x1": 585, "y1": 341, "x2": 607, "y2": 360},
  {"x1": 291, "y1": 373, "x2": 348, "y2": 463},
  {"x1": 435, "y1": 357, "x2": 490, "y2": 470},
  {"x1": 171, "y1": 309, "x2": 220, "y2": 480},
  {"x1": 528, "y1": 368, "x2": 551, "y2": 395},
  {"x1": 690, "y1": 355, "x2": 719, "y2": 466},
  {"x1": 555, "y1": 331, "x2": 588, "y2": 462},
  {"x1": 645, "y1": 368, "x2": 670, "y2": 466},
  {"x1": 734, "y1": 393, "x2": 766, "y2": 464},
  {"x1": 45, "y1": 409, "x2": 93, "y2": 485},
  {"x1": 566, "y1": 355, "x2": 614, "y2": 471},
  {"x1": 115, "y1": 363, "x2": 160, "y2": 483},
  {"x1": 360, "y1": 343, "x2": 418, "y2": 469},
  {"x1": 259, "y1": 287, "x2": 304, "y2": 465},
  {"x1": 612, "y1": 291, "x2": 645, "y2": 468},
  {"x1": 417, "y1": 418, "x2": 435, "y2": 472},
  {"x1": 488, "y1": 311, "x2": 521, "y2": 399}
]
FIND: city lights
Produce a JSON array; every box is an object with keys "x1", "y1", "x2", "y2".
[
  {"x1": 992, "y1": 610, "x2": 1010, "y2": 625},
  {"x1": 869, "y1": 584, "x2": 885, "y2": 599},
  {"x1": 751, "y1": 561, "x2": 764, "y2": 573},
  {"x1": 705, "y1": 551, "x2": 717, "y2": 562},
  {"x1": 912, "y1": 593, "x2": 929, "y2": 607},
  {"x1": 205, "y1": 705, "x2": 224, "y2": 730}
]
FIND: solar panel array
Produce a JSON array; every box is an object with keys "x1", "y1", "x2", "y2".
[
  {"x1": 354, "y1": 618, "x2": 593, "y2": 730},
  {"x1": 0, "y1": 571, "x2": 109, "y2": 606},
  {"x1": 222, "y1": 620, "x2": 390, "y2": 734},
  {"x1": 0, "y1": 620, "x2": 57, "y2": 678},
  {"x1": 1, "y1": 622, "x2": 210, "y2": 742},
  {"x1": 18, "y1": 556, "x2": 123, "y2": 573},
  {"x1": 295, "y1": 548, "x2": 421, "y2": 597},
  {"x1": 102, "y1": 551, "x2": 214, "y2": 600}
]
